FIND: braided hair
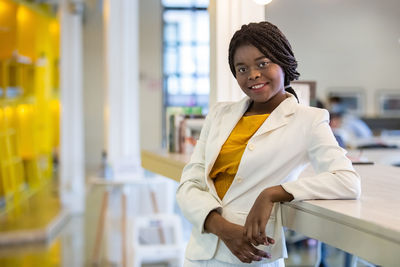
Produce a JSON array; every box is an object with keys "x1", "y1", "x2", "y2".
[{"x1": 228, "y1": 21, "x2": 300, "y2": 100}]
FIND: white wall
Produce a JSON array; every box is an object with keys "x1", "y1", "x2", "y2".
[
  {"x1": 265, "y1": 0, "x2": 400, "y2": 116},
  {"x1": 138, "y1": 0, "x2": 163, "y2": 150}
]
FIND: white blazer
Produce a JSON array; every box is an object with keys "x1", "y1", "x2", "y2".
[{"x1": 176, "y1": 93, "x2": 361, "y2": 264}]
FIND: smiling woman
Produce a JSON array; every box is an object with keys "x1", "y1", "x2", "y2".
[{"x1": 176, "y1": 21, "x2": 361, "y2": 267}]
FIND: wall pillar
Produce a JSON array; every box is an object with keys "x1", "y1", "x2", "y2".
[
  {"x1": 59, "y1": 0, "x2": 85, "y2": 213},
  {"x1": 103, "y1": 0, "x2": 141, "y2": 179},
  {"x1": 209, "y1": 0, "x2": 265, "y2": 106}
]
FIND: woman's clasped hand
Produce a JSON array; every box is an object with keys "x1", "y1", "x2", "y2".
[{"x1": 221, "y1": 221, "x2": 271, "y2": 263}]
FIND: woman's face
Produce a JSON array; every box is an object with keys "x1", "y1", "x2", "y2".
[{"x1": 233, "y1": 44, "x2": 286, "y2": 104}]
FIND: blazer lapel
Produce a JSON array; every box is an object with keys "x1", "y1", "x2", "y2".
[
  {"x1": 215, "y1": 98, "x2": 252, "y2": 150},
  {"x1": 204, "y1": 97, "x2": 251, "y2": 199},
  {"x1": 205, "y1": 97, "x2": 251, "y2": 175},
  {"x1": 253, "y1": 94, "x2": 297, "y2": 138}
]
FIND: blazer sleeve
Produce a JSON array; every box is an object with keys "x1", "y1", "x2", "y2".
[
  {"x1": 281, "y1": 109, "x2": 361, "y2": 201},
  {"x1": 176, "y1": 103, "x2": 223, "y2": 234}
]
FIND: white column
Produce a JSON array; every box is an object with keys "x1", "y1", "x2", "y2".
[
  {"x1": 103, "y1": 0, "x2": 141, "y2": 179},
  {"x1": 209, "y1": 0, "x2": 265, "y2": 106},
  {"x1": 59, "y1": 0, "x2": 85, "y2": 213}
]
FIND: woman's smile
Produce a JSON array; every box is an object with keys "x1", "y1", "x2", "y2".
[{"x1": 248, "y1": 82, "x2": 270, "y2": 92}]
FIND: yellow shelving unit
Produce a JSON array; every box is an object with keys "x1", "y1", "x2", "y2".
[
  {"x1": 0, "y1": 2, "x2": 64, "y2": 265},
  {"x1": 0, "y1": 0, "x2": 60, "y2": 211}
]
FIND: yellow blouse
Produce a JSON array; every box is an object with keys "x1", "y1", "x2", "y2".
[{"x1": 210, "y1": 113, "x2": 270, "y2": 200}]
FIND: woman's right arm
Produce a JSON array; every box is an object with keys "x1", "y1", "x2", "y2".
[
  {"x1": 176, "y1": 103, "x2": 269, "y2": 263},
  {"x1": 176, "y1": 103, "x2": 223, "y2": 234}
]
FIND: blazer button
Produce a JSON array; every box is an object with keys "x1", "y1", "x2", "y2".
[
  {"x1": 236, "y1": 177, "x2": 243, "y2": 183},
  {"x1": 248, "y1": 143, "x2": 255, "y2": 151}
]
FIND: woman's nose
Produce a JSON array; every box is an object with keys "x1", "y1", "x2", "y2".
[{"x1": 248, "y1": 69, "x2": 260, "y2": 80}]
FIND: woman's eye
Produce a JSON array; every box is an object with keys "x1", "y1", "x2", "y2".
[
  {"x1": 259, "y1": 61, "x2": 269, "y2": 68},
  {"x1": 237, "y1": 67, "x2": 247, "y2": 73}
]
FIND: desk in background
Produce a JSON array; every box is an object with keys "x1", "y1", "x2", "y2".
[{"x1": 347, "y1": 148, "x2": 400, "y2": 166}]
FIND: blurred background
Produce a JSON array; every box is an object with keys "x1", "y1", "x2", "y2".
[{"x1": 0, "y1": 0, "x2": 399, "y2": 266}]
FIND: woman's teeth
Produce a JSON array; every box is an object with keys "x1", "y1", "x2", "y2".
[{"x1": 251, "y1": 84, "x2": 264, "y2": 89}]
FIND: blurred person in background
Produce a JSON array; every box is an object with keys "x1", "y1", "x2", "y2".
[{"x1": 328, "y1": 96, "x2": 373, "y2": 148}]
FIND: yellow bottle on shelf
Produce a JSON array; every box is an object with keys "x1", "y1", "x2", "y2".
[
  {"x1": 0, "y1": 101, "x2": 23, "y2": 206},
  {"x1": 0, "y1": 107, "x2": 6, "y2": 198},
  {"x1": 4, "y1": 104, "x2": 24, "y2": 190}
]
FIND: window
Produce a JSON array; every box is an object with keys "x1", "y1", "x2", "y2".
[{"x1": 162, "y1": 0, "x2": 210, "y2": 112}]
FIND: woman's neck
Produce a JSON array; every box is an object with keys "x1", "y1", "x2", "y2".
[{"x1": 245, "y1": 92, "x2": 288, "y2": 115}]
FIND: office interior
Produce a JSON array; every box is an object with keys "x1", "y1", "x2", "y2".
[{"x1": 0, "y1": 0, "x2": 399, "y2": 266}]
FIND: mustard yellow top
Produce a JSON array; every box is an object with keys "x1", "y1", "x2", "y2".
[{"x1": 210, "y1": 114, "x2": 270, "y2": 200}]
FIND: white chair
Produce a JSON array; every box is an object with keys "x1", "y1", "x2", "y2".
[{"x1": 130, "y1": 213, "x2": 184, "y2": 267}]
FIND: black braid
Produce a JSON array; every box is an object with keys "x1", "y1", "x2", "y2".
[{"x1": 228, "y1": 21, "x2": 300, "y2": 101}]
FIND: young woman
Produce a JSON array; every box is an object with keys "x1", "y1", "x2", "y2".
[{"x1": 176, "y1": 21, "x2": 361, "y2": 267}]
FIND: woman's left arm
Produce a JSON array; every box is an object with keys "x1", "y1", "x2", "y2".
[
  {"x1": 244, "y1": 108, "x2": 361, "y2": 245},
  {"x1": 281, "y1": 109, "x2": 361, "y2": 201}
]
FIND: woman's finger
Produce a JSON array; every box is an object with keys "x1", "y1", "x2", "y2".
[
  {"x1": 249, "y1": 243, "x2": 270, "y2": 259},
  {"x1": 266, "y1": 236, "x2": 275, "y2": 245},
  {"x1": 243, "y1": 223, "x2": 248, "y2": 237},
  {"x1": 238, "y1": 252, "x2": 252, "y2": 263},
  {"x1": 251, "y1": 222, "x2": 260, "y2": 244},
  {"x1": 246, "y1": 224, "x2": 253, "y2": 242},
  {"x1": 243, "y1": 244, "x2": 262, "y2": 262},
  {"x1": 254, "y1": 231, "x2": 266, "y2": 246},
  {"x1": 258, "y1": 223, "x2": 268, "y2": 245}
]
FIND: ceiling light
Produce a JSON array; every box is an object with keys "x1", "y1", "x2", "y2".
[{"x1": 253, "y1": 0, "x2": 273, "y2": 5}]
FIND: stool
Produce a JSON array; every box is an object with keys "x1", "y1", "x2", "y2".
[
  {"x1": 89, "y1": 175, "x2": 182, "y2": 266},
  {"x1": 130, "y1": 213, "x2": 184, "y2": 267}
]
